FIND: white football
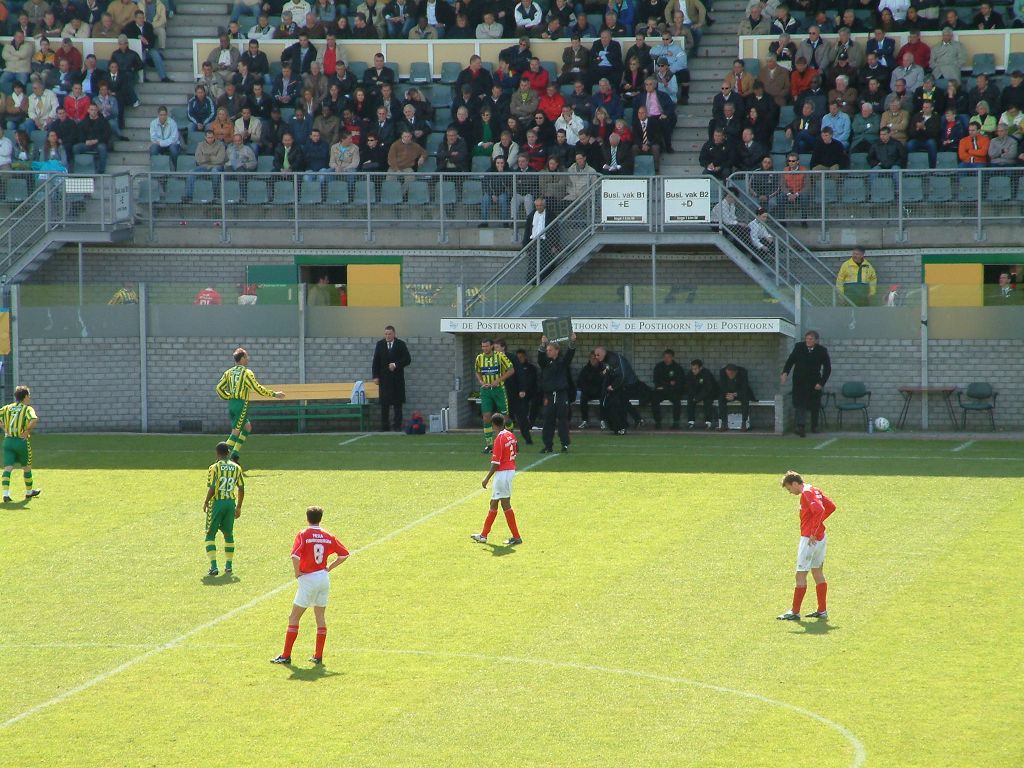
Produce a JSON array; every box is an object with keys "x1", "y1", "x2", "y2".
[{"x1": 874, "y1": 417, "x2": 891, "y2": 432}]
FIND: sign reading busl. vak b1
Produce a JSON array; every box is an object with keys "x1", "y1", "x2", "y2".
[
  {"x1": 600, "y1": 179, "x2": 648, "y2": 224},
  {"x1": 663, "y1": 178, "x2": 712, "y2": 223}
]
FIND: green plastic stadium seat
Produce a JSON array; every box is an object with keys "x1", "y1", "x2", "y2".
[
  {"x1": 177, "y1": 156, "x2": 197, "y2": 173},
  {"x1": 135, "y1": 179, "x2": 160, "y2": 205},
  {"x1": 956, "y1": 173, "x2": 980, "y2": 202},
  {"x1": 257, "y1": 155, "x2": 275, "y2": 173},
  {"x1": 407, "y1": 180, "x2": 430, "y2": 205},
  {"x1": 436, "y1": 180, "x2": 457, "y2": 205},
  {"x1": 150, "y1": 154, "x2": 172, "y2": 172},
  {"x1": 380, "y1": 180, "x2": 404, "y2": 205},
  {"x1": 244, "y1": 180, "x2": 269, "y2": 204},
  {"x1": 409, "y1": 62, "x2": 431, "y2": 83},
  {"x1": 985, "y1": 175, "x2": 1012, "y2": 202},
  {"x1": 927, "y1": 174, "x2": 952, "y2": 202},
  {"x1": 272, "y1": 179, "x2": 295, "y2": 204},
  {"x1": 842, "y1": 175, "x2": 867, "y2": 203},
  {"x1": 352, "y1": 179, "x2": 373, "y2": 204},
  {"x1": 849, "y1": 152, "x2": 869, "y2": 170},
  {"x1": 162, "y1": 178, "x2": 186, "y2": 204},
  {"x1": 1006, "y1": 52, "x2": 1024, "y2": 75},
  {"x1": 471, "y1": 155, "x2": 492, "y2": 172},
  {"x1": 972, "y1": 53, "x2": 996, "y2": 76},
  {"x1": 461, "y1": 179, "x2": 483, "y2": 206},
  {"x1": 743, "y1": 58, "x2": 760, "y2": 76},
  {"x1": 634, "y1": 155, "x2": 656, "y2": 176},
  {"x1": 300, "y1": 180, "x2": 323, "y2": 204},
  {"x1": 836, "y1": 381, "x2": 871, "y2": 431},
  {"x1": 439, "y1": 62, "x2": 461, "y2": 84},
  {"x1": 325, "y1": 179, "x2": 350, "y2": 204},
  {"x1": 935, "y1": 153, "x2": 958, "y2": 169},
  {"x1": 348, "y1": 61, "x2": 368, "y2": 79},
  {"x1": 222, "y1": 180, "x2": 242, "y2": 204},
  {"x1": 906, "y1": 153, "x2": 930, "y2": 169},
  {"x1": 900, "y1": 176, "x2": 924, "y2": 203},
  {"x1": 74, "y1": 154, "x2": 96, "y2": 174},
  {"x1": 4, "y1": 178, "x2": 31, "y2": 203},
  {"x1": 869, "y1": 175, "x2": 895, "y2": 203},
  {"x1": 957, "y1": 382, "x2": 996, "y2": 430}
]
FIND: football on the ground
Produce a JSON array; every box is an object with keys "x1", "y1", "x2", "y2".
[{"x1": 874, "y1": 417, "x2": 891, "y2": 432}]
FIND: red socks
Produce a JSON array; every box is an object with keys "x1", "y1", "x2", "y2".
[
  {"x1": 792, "y1": 585, "x2": 807, "y2": 613},
  {"x1": 315, "y1": 626, "x2": 327, "y2": 658},
  {"x1": 504, "y1": 509, "x2": 520, "y2": 538},
  {"x1": 481, "y1": 509, "x2": 498, "y2": 536},
  {"x1": 283, "y1": 624, "x2": 299, "y2": 657},
  {"x1": 816, "y1": 582, "x2": 828, "y2": 612}
]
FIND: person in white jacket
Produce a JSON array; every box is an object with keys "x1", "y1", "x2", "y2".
[
  {"x1": 23, "y1": 80, "x2": 59, "y2": 132},
  {"x1": 0, "y1": 128, "x2": 14, "y2": 170}
]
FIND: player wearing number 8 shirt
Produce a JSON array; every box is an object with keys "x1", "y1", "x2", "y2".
[
  {"x1": 471, "y1": 414, "x2": 522, "y2": 546},
  {"x1": 272, "y1": 506, "x2": 350, "y2": 666},
  {"x1": 777, "y1": 470, "x2": 836, "y2": 621},
  {"x1": 203, "y1": 442, "x2": 244, "y2": 577}
]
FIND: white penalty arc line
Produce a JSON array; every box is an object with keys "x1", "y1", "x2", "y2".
[
  {"x1": 0, "y1": 453, "x2": 560, "y2": 731},
  {"x1": 951, "y1": 440, "x2": 975, "y2": 453},
  {"x1": 813, "y1": 437, "x2": 838, "y2": 450},
  {"x1": 331, "y1": 647, "x2": 868, "y2": 768}
]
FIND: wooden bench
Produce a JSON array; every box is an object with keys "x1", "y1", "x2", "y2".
[{"x1": 249, "y1": 382, "x2": 380, "y2": 432}]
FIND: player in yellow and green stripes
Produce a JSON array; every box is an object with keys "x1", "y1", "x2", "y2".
[
  {"x1": 203, "y1": 442, "x2": 244, "y2": 577},
  {"x1": 0, "y1": 386, "x2": 41, "y2": 502},
  {"x1": 474, "y1": 338, "x2": 513, "y2": 453},
  {"x1": 215, "y1": 347, "x2": 285, "y2": 467}
]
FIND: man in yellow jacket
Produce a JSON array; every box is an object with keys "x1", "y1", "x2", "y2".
[{"x1": 836, "y1": 246, "x2": 877, "y2": 306}]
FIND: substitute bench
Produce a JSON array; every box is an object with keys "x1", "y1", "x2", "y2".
[{"x1": 249, "y1": 382, "x2": 379, "y2": 432}]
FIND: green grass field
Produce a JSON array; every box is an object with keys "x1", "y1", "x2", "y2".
[{"x1": 0, "y1": 432, "x2": 1020, "y2": 767}]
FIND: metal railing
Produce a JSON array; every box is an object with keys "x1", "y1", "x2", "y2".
[
  {"x1": 728, "y1": 167, "x2": 1024, "y2": 243},
  {"x1": 132, "y1": 170, "x2": 598, "y2": 244},
  {"x1": 0, "y1": 171, "x2": 133, "y2": 278}
]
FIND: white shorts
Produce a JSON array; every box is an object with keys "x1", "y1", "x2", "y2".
[
  {"x1": 796, "y1": 535, "x2": 827, "y2": 571},
  {"x1": 491, "y1": 469, "x2": 515, "y2": 500},
  {"x1": 294, "y1": 569, "x2": 330, "y2": 608}
]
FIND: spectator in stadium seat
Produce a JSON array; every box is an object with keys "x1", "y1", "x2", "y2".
[
  {"x1": 820, "y1": 99, "x2": 850, "y2": 147},
  {"x1": 718, "y1": 364, "x2": 755, "y2": 431},
  {"x1": 665, "y1": 0, "x2": 706, "y2": 50},
  {"x1": 810, "y1": 126, "x2": 847, "y2": 169},
  {"x1": 52, "y1": 60, "x2": 77, "y2": 101},
  {"x1": 476, "y1": 9, "x2": 503, "y2": 38},
  {"x1": 456, "y1": 55, "x2": 494, "y2": 100},
  {"x1": 973, "y1": 2, "x2": 1004, "y2": 29},
  {"x1": 195, "y1": 62, "x2": 223, "y2": 102},
  {"x1": 249, "y1": 83, "x2": 273, "y2": 121},
  {"x1": 968, "y1": 74, "x2": 1000, "y2": 117},
  {"x1": 419, "y1": 0, "x2": 453, "y2": 35},
  {"x1": 880, "y1": 95, "x2": 908, "y2": 142},
  {"x1": 1002, "y1": 71, "x2": 1024, "y2": 113},
  {"x1": 650, "y1": 31, "x2": 689, "y2": 105},
  {"x1": 522, "y1": 57, "x2": 550, "y2": 96},
  {"x1": 786, "y1": 100, "x2": 819, "y2": 153},
  {"x1": 149, "y1": 104, "x2": 180, "y2": 169},
  {"x1": 958, "y1": 122, "x2": 989, "y2": 166},
  {"x1": 744, "y1": 102, "x2": 773, "y2": 146},
  {"x1": 233, "y1": 61, "x2": 259, "y2": 96},
  {"x1": 569, "y1": 12, "x2": 596, "y2": 38},
  {"x1": 0, "y1": 30, "x2": 34, "y2": 88},
  {"x1": 600, "y1": 130, "x2": 633, "y2": 174},
  {"x1": 491, "y1": 129, "x2": 519, "y2": 165},
  {"x1": 859, "y1": 52, "x2": 889, "y2": 93},
  {"x1": 302, "y1": 127, "x2": 330, "y2": 181},
  {"x1": 896, "y1": 28, "x2": 930, "y2": 69},
  {"x1": 1001, "y1": 105, "x2": 1023, "y2": 140},
  {"x1": 72, "y1": 103, "x2": 111, "y2": 172},
  {"x1": 736, "y1": 125, "x2": 766, "y2": 171},
  {"x1": 64, "y1": 83, "x2": 91, "y2": 122},
  {"x1": 987, "y1": 122, "x2": 1018, "y2": 166},
  {"x1": 329, "y1": 130, "x2": 360, "y2": 173},
  {"x1": 273, "y1": 63, "x2": 300, "y2": 109},
  {"x1": 938, "y1": 106, "x2": 966, "y2": 154},
  {"x1": 788, "y1": 57, "x2": 815, "y2": 103},
  {"x1": 240, "y1": 41, "x2": 271, "y2": 89},
  {"x1": 865, "y1": 28, "x2": 895, "y2": 69},
  {"x1": 554, "y1": 104, "x2": 584, "y2": 145},
  {"x1": 313, "y1": 103, "x2": 340, "y2": 145},
  {"x1": 186, "y1": 129, "x2": 225, "y2": 196},
  {"x1": 598, "y1": 11, "x2": 626, "y2": 37},
  {"x1": 480, "y1": 155, "x2": 512, "y2": 223},
  {"x1": 276, "y1": 10, "x2": 299, "y2": 38},
  {"x1": 206, "y1": 34, "x2": 240, "y2": 86},
  {"x1": 386, "y1": 127, "x2": 426, "y2": 174},
  {"x1": 795, "y1": 74, "x2": 827, "y2": 119},
  {"x1": 889, "y1": 78, "x2": 914, "y2": 112},
  {"x1": 929, "y1": 28, "x2": 966, "y2": 84},
  {"x1": 227, "y1": 131, "x2": 258, "y2": 171},
  {"x1": 699, "y1": 128, "x2": 733, "y2": 179},
  {"x1": 540, "y1": 83, "x2": 566, "y2": 122},
  {"x1": 211, "y1": 106, "x2": 234, "y2": 142},
  {"x1": 796, "y1": 26, "x2": 832, "y2": 72},
  {"x1": 234, "y1": 105, "x2": 262, "y2": 150},
  {"x1": 758, "y1": 54, "x2": 790, "y2": 107},
  {"x1": 187, "y1": 85, "x2": 216, "y2": 132},
  {"x1": 510, "y1": 78, "x2": 540, "y2": 125},
  {"x1": 826, "y1": 73, "x2": 857, "y2": 118},
  {"x1": 511, "y1": 152, "x2": 537, "y2": 219},
  {"x1": 407, "y1": 15, "x2": 438, "y2": 38},
  {"x1": 624, "y1": 31, "x2": 655, "y2": 76},
  {"x1": 739, "y1": 2, "x2": 769, "y2": 35},
  {"x1": 589, "y1": 29, "x2": 623, "y2": 87},
  {"x1": 558, "y1": 34, "x2": 590, "y2": 86},
  {"x1": 969, "y1": 101, "x2": 997, "y2": 138},
  {"x1": 281, "y1": 33, "x2": 317, "y2": 75},
  {"x1": 273, "y1": 130, "x2": 305, "y2": 171},
  {"x1": 906, "y1": 101, "x2": 939, "y2": 167},
  {"x1": 836, "y1": 246, "x2": 877, "y2": 306},
  {"x1": 358, "y1": 131, "x2": 386, "y2": 169},
  {"x1": 513, "y1": 0, "x2": 543, "y2": 34},
  {"x1": 890, "y1": 53, "x2": 923, "y2": 95},
  {"x1": 780, "y1": 152, "x2": 808, "y2": 217},
  {"x1": 304, "y1": 11, "x2": 328, "y2": 37},
  {"x1": 282, "y1": 0, "x2": 312, "y2": 25},
  {"x1": 248, "y1": 13, "x2": 276, "y2": 39},
  {"x1": 93, "y1": 83, "x2": 123, "y2": 139},
  {"x1": 217, "y1": 82, "x2": 248, "y2": 120},
  {"x1": 849, "y1": 101, "x2": 880, "y2": 152},
  {"x1": 230, "y1": 0, "x2": 262, "y2": 24},
  {"x1": 362, "y1": 54, "x2": 395, "y2": 96},
  {"x1": 724, "y1": 59, "x2": 754, "y2": 98},
  {"x1": 437, "y1": 125, "x2": 470, "y2": 172}
]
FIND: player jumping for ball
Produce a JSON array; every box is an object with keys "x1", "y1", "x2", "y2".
[
  {"x1": 272, "y1": 506, "x2": 350, "y2": 666},
  {"x1": 471, "y1": 414, "x2": 522, "y2": 546},
  {"x1": 777, "y1": 470, "x2": 835, "y2": 621}
]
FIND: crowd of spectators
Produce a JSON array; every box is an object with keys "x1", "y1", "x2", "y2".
[
  {"x1": 0, "y1": 0, "x2": 177, "y2": 171},
  {"x1": 699, "y1": 5, "x2": 1024, "y2": 182}
]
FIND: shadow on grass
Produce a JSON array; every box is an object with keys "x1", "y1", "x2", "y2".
[
  {"x1": 287, "y1": 665, "x2": 343, "y2": 682},
  {"x1": 791, "y1": 620, "x2": 839, "y2": 636},
  {"x1": 484, "y1": 543, "x2": 517, "y2": 557},
  {"x1": 200, "y1": 574, "x2": 242, "y2": 586},
  {"x1": 2, "y1": 499, "x2": 31, "y2": 510}
]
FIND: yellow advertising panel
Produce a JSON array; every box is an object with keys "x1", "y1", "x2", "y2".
[
  {"x1": 924, "y1": 263, "x2": 982, "y2": 307},
  {"x1": 347, "y1": 264, "x2": 401, "y2": 307}
]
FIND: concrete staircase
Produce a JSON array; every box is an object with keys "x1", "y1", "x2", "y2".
[
  {"x1": 109, "y1": 0, "x2": 229, "y2": 171},
  {"x1": 661, "y1": 0, "x2": 746, "y2": 176}
]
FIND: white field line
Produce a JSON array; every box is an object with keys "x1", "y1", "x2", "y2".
[
  {"x1": 951, "y1": 440, "x2": 976, "y2": 453},
  {"x1": 332, "y1": 647, "x2": 868, "y2": 768},
  {"x1": 813, "y1": 438, "x2": 838, "y2": 450},
  {"x1": 337, "y1": 434, "x2": 371, "y2": 446},
  {"x1": 0, "y1": 453, "x2": 560, "y2": 731}
]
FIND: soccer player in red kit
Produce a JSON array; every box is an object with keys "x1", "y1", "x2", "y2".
[
  {"x1": 471, "y1": 414, "x2": 522, "y2": 546},
  {"x1": 271, "y1": 506, "x2": 349, "y2": 666},
  {"x1": 777, "y1": 470, "x2": 836, "y2": 621}
]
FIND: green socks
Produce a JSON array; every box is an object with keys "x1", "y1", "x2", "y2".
[{"x1": 23, "y1": 470, "x2": 32, "y2": 490}]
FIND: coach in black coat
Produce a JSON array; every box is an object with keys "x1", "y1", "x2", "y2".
[
  {"x1": 371, "y1": 325, "x2": 412, "y2": 431},
  {"x1": 781, "y1": 330, "x2": 831, "y2": 436},
  {"x1": 719, "y1": 363, "x2": 756, "y2": 431},
  {"x1": 536, "y1": 333, "x2": 577, "y2": 452}
]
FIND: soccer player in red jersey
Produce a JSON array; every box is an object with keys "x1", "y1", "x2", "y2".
[
  {"x1": 778, "y1": 470, "x2": 836, "y2": 621},
  {"x1": 272, "y1": 506, "x2": 350, "y2": 666},
  {"x1": 471, "y1": 414, "x2": 522, "y2": 546}
]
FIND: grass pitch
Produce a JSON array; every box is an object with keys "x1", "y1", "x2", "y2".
[{"x1": 0, "y1": 432, "x2": 1020, "y2": 768}]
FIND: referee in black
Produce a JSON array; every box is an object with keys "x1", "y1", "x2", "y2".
[{"x1": 536, "y1": 332, "x2": 577, "y2": 453}]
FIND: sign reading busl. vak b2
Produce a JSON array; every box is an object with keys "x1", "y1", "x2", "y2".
[
  {"x1": 600, "y1": 179, "x2": 648, "y2": 224},
  {"x1": 663, "y1": 178, "x2": 712, "y2": 223}
]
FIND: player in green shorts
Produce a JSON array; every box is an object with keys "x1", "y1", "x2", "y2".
[
  {"x1": 0, "y1": 385, "x2": 41, "y2": 502},
  {"x1": 203, "y1": 442, "x2": 245, "y2": 577},
  {"x1": 474, "y1": 338, "x2": 513, "y2": 453},
  {"x1": 215, "y1": 347, "x2": 284, "y2": 467}
]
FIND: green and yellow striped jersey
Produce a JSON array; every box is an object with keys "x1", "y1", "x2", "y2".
[
  {"x1": 208, "y1": 460, "x2": 244, "y2": 500},
  {"x1": 0, "y1": 402, "x2": 37, "y2": 438},
  {"x1": 475, "y1": 351, "x2": 512, "y2": 386},
  {"x1": 108, "y1": 288, "x2": 138, "y2": 305},
  {"x1": 215, "y1": 365, "x2": 276, "y2": 401}
]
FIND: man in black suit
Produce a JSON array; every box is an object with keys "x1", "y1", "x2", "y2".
[
  {"x1": 632, "y1": 105, "x2": 663, "y2": 172},
  {"x1": 600, "y1": 132, "x2": 634, "y2": 174},
  {"x1": 781, "y1": 330, "x2": 831, "y2": 437},
  {"x1": 362, "y1": 53, "x2": 395, "y2": 95},
  {"x1": 371, "y1": 324, "x2": 412, "y2": 432},
  {"x1": 496, "y1": 340, "x2": 534, "y2": 445},
  {"x1": 685, "y1": 359, "x2": 719, "y2": 430},
  {"x1": 718, "y1": 363, "x2": 756, "y2": 431},
  {"x1": 536, "y1": 333, "x2": 577, "y2": 453}
]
